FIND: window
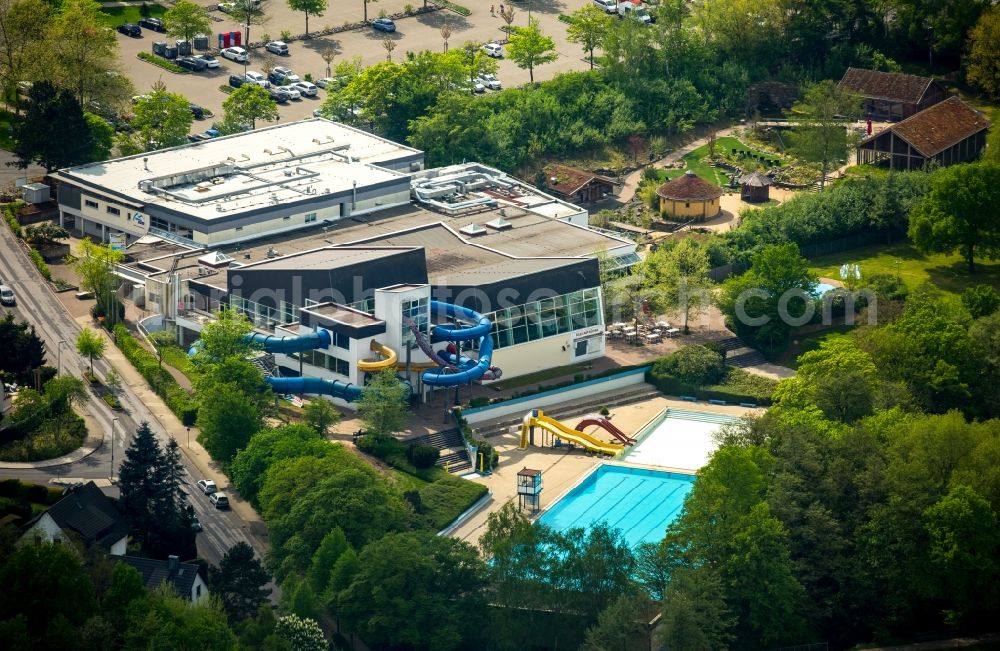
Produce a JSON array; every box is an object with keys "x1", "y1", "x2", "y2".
[
  {"x1": 401, "y1": 297, "x2": 429, "y2": 345},
  {"x1": 335, "y1": 358, "x2": 350, "y2": 376},
  {"x1": 334, "y1": 332, "x2": 350, "y2": 350},
  {"x1": 106, "y1": 206, "x2": 120, "y2": 216},
  {"x1": 196, "y1": 585, "x2": 201, "y2": 598},
  {"x1": 151, "y1": 216, "x2": 168, "y2": 230},
  {"x1": 305, "y1": 212, "x2": 317, "y2": 223},
  {"x1": 84, "y1": 199, "x2": 98, "y2": 209},
  {"x1": 487, "y1": 289, "x2": 604, "y2": 352},
  {"x1": 685, "y1": 202, "x2": 690, "y2": 208}
]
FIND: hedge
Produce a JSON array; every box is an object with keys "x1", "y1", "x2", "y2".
[
  {"x1": 113, "y1": 325, "x2": 199, "y2": 424},
  {"x1": 2, "y1": 203, "x2": 22, "y2": 237},
  {"x1": 646, "y1": 366, "x2": 776, "y2": 405},
  {"x1": 137, "y1": 51, "x2": 186, "y2": 74},
  {"x1": 431, "y1": 0, "x2": 471, "y2": 16},
  {"x1": 29, "y1": 248, "x2": 51, "y2": 281}
]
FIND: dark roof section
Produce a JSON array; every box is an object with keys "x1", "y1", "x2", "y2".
[
  {"x1": 656, "y1": 171, "x2": 724, "y2": 201},
  {"x1": 859, "y1": 97, "x2": 991, "y2": 157},
  {"x1": 37, "y1": 481, "x2": 128, "y2": 551},
  {"x1": 838, "y1": 67, "x2": 935, "y2": 104},
  {"x1": 543, "y1": 164, "x2": 615, "y2": 196},
  {"x1": 739, "y1": 171, "x2": 772, "y2": 187},
  {"x1": 115, "y1": 555, "x2": 202, "y2": 598}
]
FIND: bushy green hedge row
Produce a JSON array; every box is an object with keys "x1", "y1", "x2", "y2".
[
  {"x1": 2, "y1": 203, "x2": 22, "y2": 237},
  {"x1": 647, "y1": 350, "x2": 777, "y2": 405},
  {"x1": 113, "y1": 325, "x2": 199, "y2": 425},
  {"x1": 137, "y1": 52, "x2": 186, "y2": 74},
  {"x1": 431, "y1": 0, "x2": 470, "y2": 16},
  {"x1": 29, "y1": 248, "x2": 51, "y2": 281}
]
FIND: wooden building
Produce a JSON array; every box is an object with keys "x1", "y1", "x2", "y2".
[
  {"x1": 855, "y1": 97, "x2": 991, "y2": 170},
  {"x1": 655, "y1": 171, "x2": 723, "y2": 221},
  {"x1": 543, "y1": 164, "x2": 616, "y2": 204},
  {"x1": 838, "y1": 67, "x2": 947, "y2": 121},
  {"x1": 739, "y1": 171, "x2": 772, "y2": 202}
]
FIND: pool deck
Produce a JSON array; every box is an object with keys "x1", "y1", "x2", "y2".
[{"x1": 447, "y1": 394, "x2": 762, "y2": 547}]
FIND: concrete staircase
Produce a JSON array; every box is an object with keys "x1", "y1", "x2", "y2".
[
  {"x1": 412, "y1": 427, "x2": 471, "y2": 474},
  {"x1": 717, "y1": 337, "x2": 767, "y2": 368}
]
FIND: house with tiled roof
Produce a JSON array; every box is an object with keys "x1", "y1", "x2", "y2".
[
  {"x1": 838, "y1": 67, "x2": 948, "y2": 121},
  {"x1": 20, "y1": 481, "x2": 128, "y2": 555},
  {"x1": 114, "y1": 554, "x2": 209, "y2": 603},
  {"x1": 856, "y1": 97, "x2": 991, "y2": 170},
  {"x1": 543, "y1": 164, "x2": 616, "y2": 204},
  {"x1": 655, "y1": 171, "x2": 723, "y2": 221}
]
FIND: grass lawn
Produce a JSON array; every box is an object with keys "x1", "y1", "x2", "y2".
[
  {"x1": 388, "y1": 466, "x2": 487, "y2": 531},
  {"x1": 160, "y1": 345, "x2": 199, "y2": 383},
  {"x1": 809, "y1": 242, "x2": 1000, "y2": 297},
  {"x1": 98, "y1": 3, "x2": 167, "y2": 27},
  {"x1": 774, "y1": 325, "x2": 857, "y2": 369},
  {"x1": 660, "y1": 136, "x2": 783, "y2": 187},
  {"x1": 491, "y1": 361, "x2": 592, "y2": 392}
]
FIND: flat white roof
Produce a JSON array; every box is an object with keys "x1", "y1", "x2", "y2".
[{"x1": 57, "y1": 119, "x2": 420, "y2": 221}]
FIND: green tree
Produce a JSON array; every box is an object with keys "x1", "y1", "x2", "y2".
[
  {"x1": 193, "y1": 309, "x2": 255, "y2": 364},
  {"x1": 12, "y1": 80, "x2": 96, "y2": 171},
  {"x1": 101, "y1": 562, "x2": 147, "y2": 637},
  {"x1": 0, "y1": 0, "x2": 49, "y2": 100},
  {"x1": 124, "y1": 585, "x2": 238, "y2": 650},
  {"x1": 24, "y1": 222, "x2": 68, "y2": 249},
  {"x1": 566, "y1": 3, "x2": 612, "y2": 69},
  {"x1": 0, "y1": 312, "x2": 45, "y2": 384},
  {"x1": 43, "y1": 375, "x2": 88, "y2": 415},
  {"x1": 75, "y1": 328, "x2": 105, "y2": 375},
  {"x1": 163, "y1": 0, "x2": 211, "y2": 43},
  {"x1": 47, "y1": 0, "x2": 131, "y2": 108},
  {"x1": 209, "y1": 541, "x2": 273, "y2": 623},
  {"x1": 786, "y1": 80, "x2": 861, "y2": 190},
  {"x1": 72, "y1": 239, "x2": 125, "y2": 326},
  {"x1": 83, "y1": 112, "x2": 113, "y2": 161},
  {"x1": 302, "y1": 398, "x2": 341, "y2": 435},
  {"x1": 966, "y1": 6, "x2": 1000, "y2": 100},
  {"x1": 908, "y1": 162, "x2": 1000, "y2": 273},
  {"x1": 230, "y1": 424, "x2": 333, "y2": 507},
  {"x1": 970, "y1": 312, "x2": 1000, "y2": 417},
  {"x1": 197, "y1": 382, "x2": 263, "y2": 464},
  {"x1": 580, "y1": 592, "x2": 653, "y2": 651},
  {"x1": 273, "y1": 615, "x2": 325, "y2": 651},
  {"x1": 506, "y1": 17, "x2": 558, "y2": 84},
  {"x1": 336, "y1": 531, "x2": 485, "y2": 651},
  {"x1": 325, "y1": 545, "x2": 359, "y2": 599},
  {"x1": 659, "y1": 567, "x2": 736, "y2": 651},
  {"x1": 307, "y1": 526, "x2": 349, "y2": 593},
  {"x1": 357, "y1": 367, "x2": 408, "y2": 436},
  {"x1": 287, "y1": 0, "x2": 325, "y2": 36},
  {"x1": 222, "y1": 84, "x2": 279, "y2": 133},
  {"x1": 120, "y1": 87, "x2": 195, "y2": 154},
  {"x1": 961, "y1": 284, "x2": 1000, "y2": 319},
  {"x1": 644, "y1": 238, "x2": 712, "y2": 333}
]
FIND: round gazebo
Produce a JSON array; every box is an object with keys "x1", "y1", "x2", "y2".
[
  {"x1": 739, "y1": 170, "x2": 772, "y2": 202},
  {"x1": 655, "y1": 170, "x2": 723, "y2": 221}
]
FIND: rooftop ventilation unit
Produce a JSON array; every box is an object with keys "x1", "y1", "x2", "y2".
[
  {"x1": 459, "y1": 223, "x2": 488, "y2": 237},
  {"x1": 211, "y1": 176, "x2": 224, "y2": 185},
  {"x1": 266, "y1": 247, "x2": 279, "y2": 259},
  {"x1": 484, "y1": 217, "x2": 512, "y2": 231}
]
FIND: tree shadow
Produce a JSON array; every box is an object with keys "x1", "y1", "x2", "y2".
[
  {"x1": 416, "y1": 10, "x2": 472, "y2": 34},
  {"x1": 925, "y1": 259, "x2": 1000, "y2": 294},
  {"x1": 506, "y1": 0, "x2": 568, "y2": 16},
  {"x1": 295, "y1": 36, "x2": 344, "y2": 57}
]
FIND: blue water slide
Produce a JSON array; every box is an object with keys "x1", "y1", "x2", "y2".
[
  {"x1": 421, "y1": 301, "x2": 502, "y2": 386},
  {"x1": 246, "y1": 329, "x2": 332, "y2": 353},
  {"x1": 267, "y1": 376, "x2": 362, "y2": 402}
]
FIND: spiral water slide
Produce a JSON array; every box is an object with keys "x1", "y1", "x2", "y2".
[{"x1": 407, "y1": 301, "x2": 502, "y2": 387}]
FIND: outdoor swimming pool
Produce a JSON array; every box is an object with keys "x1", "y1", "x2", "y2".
[
  {"x1": 621, "y1": 408, "x2": 740, "y2": 470},
  {"x1": 813, "y1": 282, "x2": 837, "y2": 298},
  {"x1": 538, "y1": 464, "x2": 694, "y2": 548}
]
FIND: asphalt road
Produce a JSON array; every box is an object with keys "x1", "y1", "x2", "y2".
[
  {"x1": 0, "y1": 229, "x2": 254, "y2": 565},
  {"x1": 115, "y1": 0, "x2": 593, "y2": 132}
]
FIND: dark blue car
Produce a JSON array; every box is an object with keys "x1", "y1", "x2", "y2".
[{"x1": 372, "y1": 18, "x2": 396, "y2": 33}]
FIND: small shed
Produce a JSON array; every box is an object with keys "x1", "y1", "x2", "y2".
[
  {"x1": 739, "y1": 171, "x2": 772, "y2": 202},
  {"x1": 21, "y1": 182, "x2": 50, "y2": 204},
  {"x1": 655, "y1": 171, "x2": 723, "y2": 222},
  {"x1": 543, "y1": 164, "x2": 616, "y2": 204}
]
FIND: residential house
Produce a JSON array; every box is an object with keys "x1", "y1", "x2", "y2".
[
  {"x1": 114, "y1": 554, "x2": 209, "y2": 603},
  {"x1": 20, "y1": 481, "x2": 128, "y2": 554}
]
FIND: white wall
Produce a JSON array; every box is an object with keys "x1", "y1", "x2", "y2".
[
  {"x1": 19, "y1": 513, "x2": 62, "y2": 545},
  {"x1": 190, "y1": 574, "x2": 209, "y2": 603}
]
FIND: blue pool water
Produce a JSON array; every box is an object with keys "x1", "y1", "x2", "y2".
[
  {"x1": 538, "y1": 465, "x2": 695, "y2": 548},
  {"x1": 813, "y1": 282, "x2": 837, "y2": 298}
]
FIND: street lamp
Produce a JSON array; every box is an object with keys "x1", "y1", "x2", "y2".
[
  {"x1": 110, "y1": 417, "x2": 120, "y2": 482},
  {"x1": 56, "y1": 339, "x2": 66, "y2": 375}
]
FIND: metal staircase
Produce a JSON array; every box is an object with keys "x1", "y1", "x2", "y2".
[{"x1": 412, "y1": 427, "x2": 471, "y2": 474}]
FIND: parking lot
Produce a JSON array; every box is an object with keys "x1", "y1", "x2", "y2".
[{"x1": 114, "y1": 0, "x2": 594, "y2": 132}]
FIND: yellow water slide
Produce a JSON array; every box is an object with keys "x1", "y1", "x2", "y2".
[
  {"x1": 357, "y1": 340, "x2": 398, "y2": 372},
  {"x1": 519, "y1": 410, "x2": 624, "y2": 456}
]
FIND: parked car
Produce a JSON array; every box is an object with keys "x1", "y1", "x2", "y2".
[
  {"x1": 482, "y1": 42, "x2": 503, "y2": 58},
  {"x1": 471, "y1": 80, "x2": 486, "y2": 93},
  {"x1": 229, "y1": 74, "x2": 247, "y2": 88},
  {"x1": 194, "y1": 53, "x2": 219, "y2": 68},
  {"x1": 592, "y1": 0, "x2": 618, "y2": 12},
  {"x1": 617, "y1": 1, "x2": 653, "y2": 23},
  {"x1": 217, "y1": 2, "x2": 235, "y2": 13},
  {"x1": 269, "y1": 87, "x2": 290, "y2": 103},
  {"x1": 269, "y1": 66, "x2": 300, "y2": 84},
  {"x1": 315, "y1": 77, "x2": 337, "y2": 90},
  {"x1": 191, "y1": 514, "x2": 203, "y2": 532},
  {"x1": 221, "y1": 46, "x2": 248, "y2": 63},
  {"x1": 209, "y1": 492, "x2": 230, "y2": 509},
  {"x1": 138, "y1": 17, "x2": 166, "y2": 32},
  {"x1": 282, "y1": 85, "x2": 302, "y2": 100},
  {"x1": 477, "y1": 73, "x2": 502, "y2": 90},
  {"x1": 196, "y1": 479, "x2": 217, "y2": 494},
  {"x1": 291, "y1": 81, "x2": 317, "y2": 97},
  {"x1": 176, "y1": 56, "x2": 207, "y2": 72},
  {"x1": 371, "y1": 18, "x2": 396, "y2": 32},
  {"x1": 0, "y1": 286, "x2": 15, "y2": 306},
  {"x1": 244, "y1": 70, "x2": 270, "y2": 87},
  {"x1": 265, "y1": 40, "x2": 289, "y2": 55},
  {"x1": 117, "y1": 23, "x2": 141, "y2": 37},
  {"x1": 189, "y1": 103, "x2": 205, "y2": 119}
]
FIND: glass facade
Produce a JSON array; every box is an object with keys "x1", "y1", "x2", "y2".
[
  {"x1": 230, "y1": 296, "x2": 300, "y2": 329},
  {"x1": 401, "y1": 297, "x2": 429, "y2": 345},
  {"x1": 484, "y1": 288, "x2": 602, "y2": 350},
  {"x1": 288, "y1": 349, "x2": 350, "y2": 377}
]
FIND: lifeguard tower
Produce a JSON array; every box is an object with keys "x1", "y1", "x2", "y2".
[{"x1": 517, "y1": 467, "x2": 543, "y2": 514}]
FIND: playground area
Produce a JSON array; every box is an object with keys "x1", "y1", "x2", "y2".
[{"x1": 446, "y1": 394, "x2": 759, "y2": 546}]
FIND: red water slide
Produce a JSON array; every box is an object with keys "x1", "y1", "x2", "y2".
[{"x1": 574, "y1": 417, "x2": 636, "y2": 445}]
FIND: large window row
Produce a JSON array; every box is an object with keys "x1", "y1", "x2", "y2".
[
  {"x1": 483, "y1": 288, "x2": 602, "y2": 350},
  {"x1": 288, "y1": 349, "x2": 350, "y2": 377},
  {"x1": 401, "y1": 297, "x2": 429, "y2": 345}
]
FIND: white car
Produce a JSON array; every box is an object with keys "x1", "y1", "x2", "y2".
[
  {"x1": 221, "y1": 46, "x2": 248, "y2": 63},
  {"x1": 244, "y1": 71, "x2": 270, "y2": 88},
  {"x1": 592, "y1": 0, "x2": 618, "y2": 12},
  {"x1": 482, "y1": 43, "x2": 503, "y2": 58},
  {"x1": 209, "y1": 492, "x2": 230, "y2": 509},
  {"x1": 196, "y1": 479, "x2": 217, "y2": 494},
  {"x1": 195, "y1": 54, "x2": 220, "y2": 68},
  {"x1": 217, "y1": 2, "x2": 235, "y2": 13},
  {"x1": 283, "y1": 85, "x2": 302, "y2": 100},
  {"x1": 291, "y1": 81, "x2": 318, "y2": 97},
  {"x1": 315, "y1": 77, "x2": 336, "y2": 89},
  {"x1": 476, "y1": 74, "x2": 501, "y2": 90},
  {"x1": 0, "y1": 285, "x2": 15, "y2": 306},
  {"x1": 265, "y1": 40, "x2": 289, "y2": 55},
  {"x1": 272, "y1": 66, "x2": 300, "y2": 84},
  {"x1": 472, "y1": 80, "x2": 486, "y2": 93}
]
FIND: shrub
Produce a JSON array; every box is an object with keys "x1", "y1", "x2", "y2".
[
  {"x1": 356, "y1": 433, "x2": 404, "y2": 459},
  {"x1": 653, "y1": 345, "x2": 726, "y2": 385},
  {"x1": 280, "y1": 29, "x2": 292, "y2": 41},
  {"x1": 112, "y1": 325, "x2": 199, "y2": 420},
  {"x1": 599, "y1": 406, "x2": 610, "y2": 416},
  {"x1": 962, "y1": 284, "x2": 1000, "y2": 319},
  {"x1": 407, "y1": 443, "x2": 440, "y2": 469},
  {"x1": 102, "y1": 394, "x2": 120, "y2": 409},
  {"x1": 29, "y1": 249, "x2": 50, "y2": 280},
  {"x1": 468, "y1": 396, "x2": 490, "y2": 408},
  {"x1": 137, "y1": 51, "x2": 186, "y2": 74},
  {"x1": 404, "y1": 3, "x2": 414, "y2": 13}
]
